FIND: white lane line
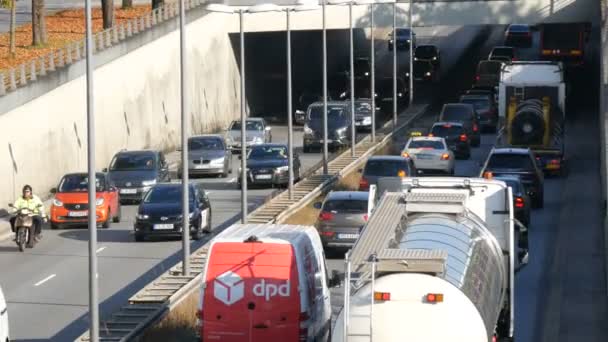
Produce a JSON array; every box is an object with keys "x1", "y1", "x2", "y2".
[
  {"x1": 96, "y1": 246, "x2": 106, "y2": 253},
  {"x1": 34, "y1": 274, "x2": 56, "y2": 287}
]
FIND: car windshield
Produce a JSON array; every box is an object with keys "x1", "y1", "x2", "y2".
[
  {"x1": 496, "y1": 178, "x2": 523, "y2": 193},
  {"x1": 309, "y1": 106, "x2": 347, "y2": 121},
  {"x1": 143, "y1": 186, "x2": 195, "y2": 203},
  {"x1": 431, "y1": 125, "x2": 464, "y2": 136},
  {"x1": 408, "y1": 140, "x2": 445, "y2": 149},
  {"x1": 460, "y1": 98, "x2": 490, "y2": 111},
  {"x1": 492, "y1": 48, "x2": 513, "y2": 57},
  {"x1": 355, "y1": 101, "x2": 372, "y2": 112},
  {"x1": 416, "y1": 46, "x2": 437, "y2": 58},
  {"x1": 189, "y1": 137, "x2": 224, "y2": 151},
  {"x1": 323, "y1": 199, "x2": 368, "y2": 213},
  {"x1": 442, "y1": 106, "x2": 473, "y2": 121},
  {"x1": 58, "y1": 174, "x2": 106, "y2": 193},
  {"x1": 230, "y1": 120, "x2": 264, "y2": 131},
  {"x1": 248, "y1": 146, "x2": 287, "y2": 160},
  {"x1": 364, "y1": 159, "x2": 410, "y2": 177},
  {"x1": 394, "y1": 28, "x2": 411, "y2": 37},
  {"x1": 478, "y1": 61, "x2": 501, "y2": 74},
  {"x1": 487, "y1": 153, "x2": 534, "y2": 170},
  {"x1": 110, "y1": 153, "x2": 156, "y2": 171}
]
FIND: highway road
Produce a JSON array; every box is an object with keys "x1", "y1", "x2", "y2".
[{"x1": 0, "y1": 24, "x2": 488, "y2": 341}]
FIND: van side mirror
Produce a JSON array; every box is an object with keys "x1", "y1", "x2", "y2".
[
  {"x1": 102, "y1": 167, "x2": 108, "y2": 172},
  {"x1": 313, "y1": 202, "x2": 322, "y2": 210},
  {"x1": 50, "y1": 188, "x2": 57, "y2": 194}
]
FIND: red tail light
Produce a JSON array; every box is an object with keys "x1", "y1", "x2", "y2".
[
  {"x1": 459, "y1": 134, "x2": 467, "y2": 142},
  {"x1": 515, "y1": 197, "x2": 524, "y2": 208},
  {"x1": 359, "y1": 177, "x2": 369, "y2": 190},
  {"x1": 320, "y1": 231, "x2": 335, "y2": 237},
  {"x1": 549, "y1": 159, "x2": 560, "y2": 165},
  {"x1": 363, "y1": 214, "x2": 369, "y2": 221},
  {"x1": 319, "y1": 211, "x2": 334, "y2": 221},
  {"x1": 475, "y1": 75, "x2": 480, "y2": 81},
  {"x1": 441, "y1": 153, "x2": 450, "y2": 160},
  {"x1": 299, "y1": 312, "x2": 310, "y2": 341},
  {"x1": 473, "y1": 123, "x2": 478, "y2": 132}
]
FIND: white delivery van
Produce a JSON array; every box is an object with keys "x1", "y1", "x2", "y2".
[
  {"x1": 198, "y1": 224, "x2": 333, "y2": 342},
  {"x1": 0, "y1": 284, "x2": 9, "y2": 342}
]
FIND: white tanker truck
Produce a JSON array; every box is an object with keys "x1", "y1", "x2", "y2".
[{"x1": 332, "y1": 177, "x2": 529, "y2": 342}]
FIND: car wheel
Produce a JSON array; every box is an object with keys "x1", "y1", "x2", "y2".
[
  {"x1": 113, "y1": 204, "x2": 122, "y2": 223},
  {"x1": 135, "y1": 233, "x2": 145, "y2": 242},
  {"x1": 192, "y1": 221, "x2": 204, "y2": 241}
]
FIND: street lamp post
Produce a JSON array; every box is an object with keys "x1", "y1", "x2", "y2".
[
  {"x1": 392, "y1": 1, "x2": 397, "y2": 127},
  {"x1": 285, "y1": 3, "x2": 320, "y2": 199},
  {"x1": 206, "y1": 3, "x2": 282, "y2": 223},
  {"x1": 178, "y1": 0, "x2": 190, "y2": 277},
  {"x1": 322, "y1": 0, "x2": 329, "y2": 174},
  {"x1": 409, "y1": 0, "x2": 413, "y2": 105}
]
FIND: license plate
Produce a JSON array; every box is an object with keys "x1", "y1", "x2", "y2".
[
  {"x1": 320, "y1": 140, "x2": 333, "y2": 143},
  {"x1": 256, "y1": 174, "x2": 272, "y2": 180},
  {"x1": 153, "y1": 224, "x2": 174, "y2": 230},
  {"x1": 338, "y1": 233, "x2": 359, "y2": 239},
  {"x1": 120, "y1": 188, "x2": 137, "y2": 194},
  {"x1": 195, "y1": 164, "x2": 209, "y2": 169},
  {"x1": 416, "y1": 154, "x2": 433, "y2": 159},
  {"x1": 68, "y1": 211, "x2": 88, "y2": 217}
]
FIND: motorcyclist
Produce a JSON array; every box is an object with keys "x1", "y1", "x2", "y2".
[{"x1": 10, "y1": 185, "x2": 46, "y2": 242}]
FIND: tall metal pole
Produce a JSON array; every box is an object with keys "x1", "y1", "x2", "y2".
[
  {"x1": 349, "y1": 2, "x2": 355, "y2": 157},
  {"x1": 370, "y1": 3, "x2": 376, "y2": 142},
  {"x1": 322, "y1": 1, "x2": 329, "y2": 174},
  {"x1": 286, "y1": 9, "x2": 294, "y2": 199},
  {"x1": 179, "y1": 0, "x2": 190, "y2": 276},
  {"x1": 240, "y1": 10, "x2": 248, "y2": 223},
  {"x1": 392, "y1": 2, "x2": 397, "y2": 127},
  {"x1": 408, "y1": 0, "x2": 413, "y2": 105},
  {"x1": 85, "y1": 0, "x2": 98, "y2": 338}
]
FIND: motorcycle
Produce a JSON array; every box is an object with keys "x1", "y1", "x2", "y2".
[{"x1": 8, "y1": 203, "x2": 42, "y2": 252}]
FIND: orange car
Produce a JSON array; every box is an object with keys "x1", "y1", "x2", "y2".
[{"x1": 49, "y1": 172, "x2": 121, "y2": 229}]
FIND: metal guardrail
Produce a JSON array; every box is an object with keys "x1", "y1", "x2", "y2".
[{"x1": 75, "y1": 103, "x2": 428, "y2": 342}]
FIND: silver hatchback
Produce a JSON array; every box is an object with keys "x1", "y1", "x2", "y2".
[{"x1": 314, "y1": 191, "x2": 372, "y2": 250}]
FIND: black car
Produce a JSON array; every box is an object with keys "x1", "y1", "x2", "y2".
[
  {"x1": 489, "y1": 46, "x2": 517, "y2": 63},
  {"x1": 459, "y1": 94, "x2": 498, "y2": 132},
  {"x1": 474, "y1": 60, "x2": 503, "y2": 89},
  {"x1": 406, "y1": 60, "x2": 439, "y2": 83},
  {"x1": 415, "y1": 44, "x2": 440, "y2": 66},
  {"x1": 430, "y1": 122, "x2": 471, "y2": 159},
  {"x1": 493, "y1": 175, "x2": 531, "y2": 229},
  {"x1": 480, "y1": 147, "x2": 544, "y2": 208},
  {"x1": 358, "y1": 156, "x2": 417, "y2": 191},
  {"x1": 353, "y1": 57, "x2": 371, "y2": 79},
  {"x1": 134, "y1": 182, "x2": 212, "y2": 242},
  {"x1": 339, "y1": 77, "x2": 375, "y2": 100},
  {"x1": 375, "y1": 76, "x2": 409, "y2": 113},
  {"x1": 105, "y1": 150, "x2": 171, "y2": 203},
  {"x1": 504, "y1": 24, "x2": 533, "y2": 48},
  {"x1": 388, "y1": 27, "x2": 416, "y2": 51},
  {"x1": 438, "y1": 103, "x2": 481, "y2": 147},
  {"x1": 238, "y1": 144, "x2": 301, "y2": 188},
  {"x1": 303, "y1": 101, "x2": 352, "y2": 152}
]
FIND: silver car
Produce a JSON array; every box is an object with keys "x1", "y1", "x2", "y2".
[
  {"x1": 225, "y1": 118, "x2": 272, "y2": 151},
  {"x1": 314, "y1": 191, "x2": 372, "y2": 250},
  {"x1": 180, "y1": 135, "x2": 232, "y2": 178},
  {"x1": 401, "y1": 136, "x2": 455, "y2": 175}
]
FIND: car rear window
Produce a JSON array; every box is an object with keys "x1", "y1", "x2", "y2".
[
  {"x1": 487, "y1": 153, "x2": 534, "y2": 170},
  {"x1": 408, "y1": 140, "x2": 445, "y2": 149},
  {"x1": 441, "y1": 105, "x2": 473, "y2": 121},
  {"x1": 364, "y1": 159, "x2": 411, "y2": 177},
  {"x1": 477, "y1": 61, "x2": 501, "y2": 74},
  {"x1": 431, "y1": 124, "x2": 464, "y2": 136},
  {"x1": 323, "y1": 199, "x2": 368, "y2": 213},
  {"x1": 498, "y1": 179, "x2": 523, "y2": 193},
  {"x1": 460, "y1": 98, "x2": 490, "y2": 111}
]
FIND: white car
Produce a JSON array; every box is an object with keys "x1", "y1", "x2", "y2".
[
  {"x1": 401, "y1": 136, "x2": 455, "y2": 175},
  {"x1": 0, "y1": 285, "x2": 9, "y2": 342}
]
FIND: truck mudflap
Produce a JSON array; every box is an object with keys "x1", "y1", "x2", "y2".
[{"x1": 532, "y1": 148, "x2": 565, "y2": 175}]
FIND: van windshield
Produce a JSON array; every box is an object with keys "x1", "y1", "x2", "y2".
[{"x1": 431, "y1": 125, "x2": 464, "y2": 136}]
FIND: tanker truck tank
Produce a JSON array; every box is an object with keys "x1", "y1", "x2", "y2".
[{"x1": 509, "y1": 98, "x2": 547, "y2": 145}]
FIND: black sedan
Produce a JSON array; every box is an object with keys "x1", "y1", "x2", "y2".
[
  {"x1": 134, "y1": 182, "x2": 212, "y2": 242},
  {"x1": 238, "y1": 144, "x2": 301, "y2": 188}
]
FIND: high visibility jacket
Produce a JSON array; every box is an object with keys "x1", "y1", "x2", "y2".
[{"x1": 13, "y1": 195, "x2": 45, "y2": 216}]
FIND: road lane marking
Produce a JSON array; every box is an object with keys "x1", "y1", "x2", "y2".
[
  {"x1": 34, "y1": 274, "x2": 56, "y2": 287},
  {"x1": 96, "y1": 246, "x2": 106, "y2": 253}
]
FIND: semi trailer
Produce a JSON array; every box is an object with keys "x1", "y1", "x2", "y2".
[{"x1": 332, "y1": 177, "x2": 528, "y2": 342}]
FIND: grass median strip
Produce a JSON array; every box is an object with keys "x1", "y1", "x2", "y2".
[{"x1": 140, "y1": 291, "x2": 199, "y2": 342}]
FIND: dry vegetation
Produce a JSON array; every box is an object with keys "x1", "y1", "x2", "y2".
[
  {"x1": 140, "y1": 291, "x2": 199, "y2": 342},
  {"x1": 0, "y1": 5, "x2": 152, "y2": 71}
]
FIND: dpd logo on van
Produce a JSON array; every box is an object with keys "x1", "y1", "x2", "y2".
[{"x1": 214, "y1": 271, "x2": 244, "y2": 306}]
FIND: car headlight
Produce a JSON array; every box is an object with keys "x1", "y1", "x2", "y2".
[
  {"x1": 340, "y1": 91, "x2": 347, "y2": 98},
  {"x1": 52, "y1": 198, "x2": 63, "y2": 207},
  {"x1": 211, "y1": 157, "x2": 224, "y2": 165},
  {"x1": 336, "y1": 127, "x2": 348, "y2": 136},
  {"x1": 253, "y1": 136, "x2": 264, "y2": 143},
  {"x1": 295, "y1": 110, "x2": 305, "y2": 115},
  {"x1": 364, "y1": 72, "x2": 370, "y2": 76},
  {"x1": 398, "y1": 92, "x2": 403, "y2": 97},
  {"x1": 142, "y1": 179, "x2": 157, "y2": 186},
  {"x1": 136, "y1": 214, "x2": 149, "y2": 220},
  {"x1": 362, "y1": 117, "x2": 372, "y2": 124},
  {"x1": 426, "y1": 72, "x2": 431, "y2": 76},
  {"x1": 96, "y1": 198, "x2": 105, "y2": 206},
  {"x1": 406, "y1": 39, "x2": 411, "y2": 43},
  {"x1": 405, "y1": 72, "x2": 410, "y2": 77},
  {"x1": 275, "y1": 166, "x2": 289, "y2": 173},
  {"x1": 389, "y1": 39, "x2": 394, "y2": 43},
  {"x1": 432, "y1": 56, "x2": 437, "y2": 61},
  {"x1": 414, "y1": 57, "x2": 418, "y2": 61},
  {"x1": 304, "y1": 125, "x2": 313, "y2": 134}
]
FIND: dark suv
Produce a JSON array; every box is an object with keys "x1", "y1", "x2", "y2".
[
  {"x1": 303, "y1": 101, "x2": 352, "y2": 153},
  {"x1": 358, "y1": 156, "x2": 416, "y2": 191},
  {"x1": 480, "y1": 147, "x2": 544, "y2": 208},
  {"x1": 459, "y1": 94, "x2": 498, "y2": 132},
  {"x1": 438, "y1": 103, "x2": 481, "y2": 147},
  {"x1": 430, "y1": 122, "x2": 471, "y2": 159},
  {"x1": 105, "y1": 150, "x2": 171, "y2": 203}
]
